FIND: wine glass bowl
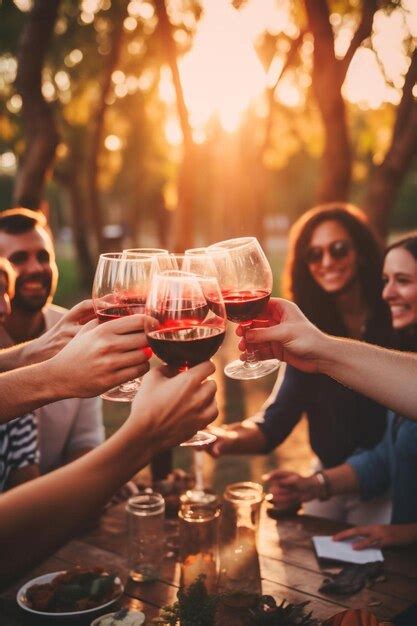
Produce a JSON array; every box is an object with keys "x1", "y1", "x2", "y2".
[
  {"x1": 144, "y1": 271, "x2": 226, "y2": 446},
  {"x1": 145, "y1": 271, "x2": 226, "y2": 371},
  {"x1": 92, "y1": 252, "x2": 155, "y2": 402},
  {"x1": 122, "y1": 248, "x2": 169, "y2": 256},
  {"x1": 207, "y1": 237, "x2": 280, "y2": 380},
  {"x1": 154, "y1": 252, "x2": 218, "y2": 279}
]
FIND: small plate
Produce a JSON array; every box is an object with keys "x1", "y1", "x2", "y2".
[
  {"x1": 90, "y1": 610, "x2": 146, "y2": 625},
  {"x1": 17, "y1": 570, "x2": 124, "y2": 618}
]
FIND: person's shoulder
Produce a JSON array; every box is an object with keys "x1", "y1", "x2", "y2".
[{"x1": 43, "y1": 303, "x2": 68, "y2": 326}]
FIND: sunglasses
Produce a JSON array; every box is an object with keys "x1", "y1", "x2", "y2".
[{"x1": 305, "y1": 240, "x2": 353, "y2": 265}]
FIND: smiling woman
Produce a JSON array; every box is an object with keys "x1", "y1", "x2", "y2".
[
  {"x1": 382, "y1": 234, "x2": 417, "y2": 343},
  {"x1": 209, "y1": 203, "x2": 393, "y2": 527}
]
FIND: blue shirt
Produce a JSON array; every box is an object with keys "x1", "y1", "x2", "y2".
[
  {"x1": 347, "y1": 412, "x2": 417, "y2": 524},
  {"x1": 256, "y1": 365, "x2": 387, "y2": 468}
]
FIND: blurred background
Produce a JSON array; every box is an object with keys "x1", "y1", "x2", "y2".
[{"x1": 0, "y1": 0, "x2": 416, "y2": 490}]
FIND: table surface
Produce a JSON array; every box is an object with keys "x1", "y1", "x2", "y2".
[{"x1": 1, "y1": 503, "x2": 416, "y2": 625}]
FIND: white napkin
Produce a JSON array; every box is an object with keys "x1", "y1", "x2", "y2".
[{"x1": 312, "y1": 535, "x2": 384, "y2": 565}]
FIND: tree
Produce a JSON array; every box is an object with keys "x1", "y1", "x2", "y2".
[
  {"x1": 13, "y1": 0, "x2": 60, "y2": 209},
  {"x1": 154, "y1": 0, "x2": 196, "y2": 251},
  {"x1": 365, "y1": 49, "x2": 417, "y2": 237},
  {"x1": 304, "y1": 0, "x2": 377, "y2": 203},
  {"x1": 85, "y1": 2, "x2": 128, "y2": 256}
]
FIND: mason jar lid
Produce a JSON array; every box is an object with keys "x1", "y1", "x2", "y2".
[
  {"x1": 126, "y1": 493, "x2": 165, "y2": 516},
  {"x1": 179, "y1": 496, "x2": 220, "y2": 522},
  {"x1": 224, "y1": 481, "x2": 264, "y2": 504}
]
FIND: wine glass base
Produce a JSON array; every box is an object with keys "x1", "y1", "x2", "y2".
[
  {"x1": 180, "y1": 430, "x2": 217, "y2": 447},
  {"x1": 100, "y1": 385, "x2": 139, "y2": 403},
  {"x1": 224, "y1": 358, "x2": 280, "y2": 380}
]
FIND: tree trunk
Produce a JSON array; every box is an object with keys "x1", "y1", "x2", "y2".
[
  {"x1": 253, "y1": 31, "x2": 305, "y2": 244},
  {"x1": 365, "y1": 50, "x2": 417, "y2": 238},
  {"x1": 13, "y1": 0, "x2": 60, "y2": 208},
  {"x1": 155, "y1": 0, "x2": 195, "y2": 251},
  {"x1": 304, "y1": 0, "x2": 377, "y2": 203},
  {"x1": 86, "y1": 6, "x2": 127, "y2": 255}
]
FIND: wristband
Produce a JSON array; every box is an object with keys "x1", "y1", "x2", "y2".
[{"x1": 314, "y1": 470, "x2": 332, "y2": 501}]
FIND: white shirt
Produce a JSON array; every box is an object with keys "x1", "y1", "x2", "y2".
[{"x1": 1, "y1": 304, "x2": 104, "y2": 473}]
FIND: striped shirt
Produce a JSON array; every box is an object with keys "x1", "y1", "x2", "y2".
[{"x1": 0, "y1": 413, "x2": 39, "y2": 491}]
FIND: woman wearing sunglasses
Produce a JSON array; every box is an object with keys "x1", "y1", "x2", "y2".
[
  {"x1": 267, "y1": 233, "x2": 417, "y2": 550},
  {"x1": 209, "y1": 203, "x2": 392, "y2": 524}
]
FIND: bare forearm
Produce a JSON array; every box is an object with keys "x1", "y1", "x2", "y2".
[
  {"x1": 324, "y1": 464, "x2": 360, "y2": 496},
  {"x1": 0, "y1": 360, "x2": 68, "y2": 422},
  {"x1": 0, "y1": 342, "x2": 31, "y2": 372},
  {"x1": 65, "y1": 448, "x2": 93, "y2": 464},
  {"x1": 318, "y1": 336, "x2": 417, "y2": 420},
  {"x1": 389, "y1": 524, "x2": 417, "y2": 546},
  {"x1": 300, "y1": 465, "x2": 359, "y2": 501},
  {"x1": 0, "y1": 424, "x2": 151, "y2": 584}
]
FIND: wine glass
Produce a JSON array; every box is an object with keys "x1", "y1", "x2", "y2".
[
  {"x1": 208, "y1": 237, "x2": 280, "y2": 380},
  {"x1": 144, "y1": 270, "x2": 226, "y2": 447},
  {"x1": 92, "y1": 252, "x2": 156, "y2": 402},
  {"x1": 123, "y1": 247, "x2": 169, "y2": 256},
  {"x1": 155, "y1": 252, "x2": 218, "y2": 278}
]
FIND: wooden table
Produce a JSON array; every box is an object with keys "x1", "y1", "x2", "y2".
[{"x1": 1, "y1": 503, "x2": 416, "y2": 624}]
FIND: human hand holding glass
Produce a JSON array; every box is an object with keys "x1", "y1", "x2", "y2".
[
  {"x1": 144, "y1": 270, "x2": 226, "y2": 446},
  {"x1": 92, "y1": 252, "x2": 155, "y2": 402},
  {"x1": 207, "y1": 237, "x2": 280, "y2": 380}
]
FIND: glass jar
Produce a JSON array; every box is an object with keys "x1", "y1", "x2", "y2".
[
  {"x1": 179, "y1": 495, "x2": 220, "y2": 593},
  {"x1": 219, "y1": 482, "x2": 264, "y2": 597},
  {"x1": 126, "y1": 493, "x2": 165, "y2": 582}
]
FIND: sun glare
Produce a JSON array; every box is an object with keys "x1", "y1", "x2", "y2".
[
  {"x1": 158, "y1": 0, "x2": 417, "y2": 144},
  {"x1": 343, "y1": 48, "x2": 400, "y2": 109},
  {"x1": 177, "y1": 0, "x2": 267, "y2": 134}
]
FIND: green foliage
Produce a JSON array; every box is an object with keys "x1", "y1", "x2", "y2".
[
  {"x1": 159, "y1": 576, "x2": 219, "y2": 626},
  {"x1": 0, "y1": 0, "x2": 416, "y2": 241},
  {"x1": 250, "y1": 596, "x2": 318, "y2": 626},
  {"x1": 157, "y1": 583, "x2": 319, "y2": 626}
]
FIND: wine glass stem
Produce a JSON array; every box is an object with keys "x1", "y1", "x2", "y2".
[
  {"x1": 245, "y1": 348, "x2": 260, "y2": 367},
  {"x1": 193, "y1": 449, "x2": 205, "y2": 492}
]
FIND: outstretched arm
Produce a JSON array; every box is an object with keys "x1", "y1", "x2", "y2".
[
  {"x1": 0, "y1": 361, "x2": 218, "y2": 584},
  {"x1": 0, "y1": 299, "x2": 95, "y2": 371},
  {"x1": 239, "y1": 298, "x2": 417, "y2": 420},
  {"x1": 0, "y1": 314, "x2": 150, "y2": 422},
  {"x1": 333, "y1": 523, "x2": 417, "y2": 550},
  {"x1": 267, "y1": 464, "x2": 359, "y2": 510}
]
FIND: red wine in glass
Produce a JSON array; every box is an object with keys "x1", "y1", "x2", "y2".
[
  {"x1": 208, "y1": 237, "x2": 279, "y2": 380},
  {"x1": 97, "y1": 294, "x2": 147, "y2": 323},
  {"x1": 92, "y1": 253, "x2": 155, "y2": 402},
  {"x1": 145, "y1": 271, "x2": 226, "y2": 446},
  {"x1": 220, "y1": 289, "x2": 270, "y2": 323},
  {"x1": 97, "y1": 304, "x2": 136, "y2": 323},
  {"x1": 147, "y1": 325, "x2": 225, "y2": 369}
]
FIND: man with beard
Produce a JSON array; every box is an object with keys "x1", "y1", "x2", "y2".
[{"x1": 0, "y1": 208, "x2": 104, "y2": 474}]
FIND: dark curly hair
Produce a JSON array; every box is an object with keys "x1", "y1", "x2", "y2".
[
  {"x1": 384, "y1": 232, "x2": 417, "y2": 351},
  {"x1": 282, "y1": 202, "x2": 391, "y2": 342}
]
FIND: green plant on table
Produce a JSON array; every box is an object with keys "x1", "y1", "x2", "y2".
[{"x1": 153, "y1": 577, "x2": 319, "y2": 626}]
